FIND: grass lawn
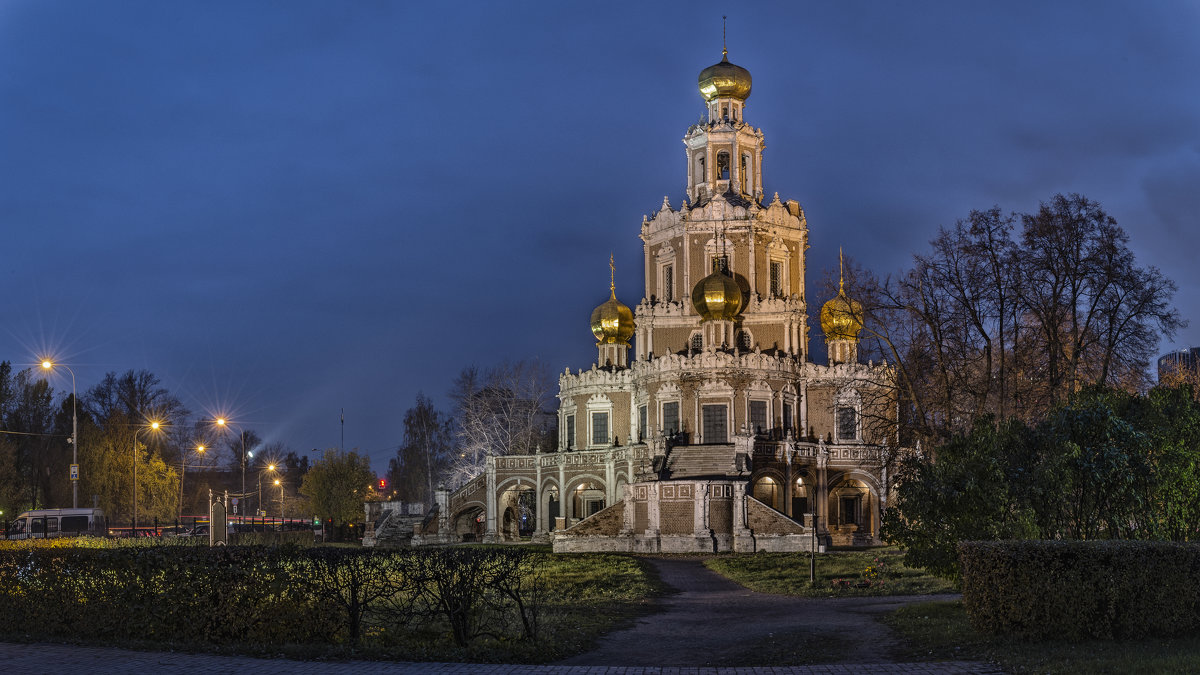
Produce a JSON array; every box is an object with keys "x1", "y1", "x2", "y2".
[
  {"x1": 887, "y1": 600, "x2": 1200, "y2": 674},
  {"x1": 704, "y1": 546, "x2": 956, "y2": 597}
]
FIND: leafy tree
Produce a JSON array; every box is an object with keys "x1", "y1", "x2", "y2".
[
  {"x1": 885, "y1": 385, "x2": 1200, "y2": 578},
  {"x1": 299, "y1": 448, "x2": 375, "y2": 529},
  {"x1": 81, "y1": 370, "x2": 187, "y2": 523},
  {"x1": 883, "y1": 417, "x2": 1039, "y2": 578},
  {"x1": 388, "y1": 393, "x2": 451, "y2": 505}
]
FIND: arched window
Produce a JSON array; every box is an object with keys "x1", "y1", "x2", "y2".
[
  {"x1": 716, "y1": 151, "x2": 730, "y2": 180},
  {"x1": 736, "y1": 330, "x2": 752, "y2": 351},
  {"x1": 690, "y1": 332, "x2": 703, "y2": 352}
]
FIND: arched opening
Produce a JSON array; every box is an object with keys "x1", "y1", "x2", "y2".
[
  {"x1": 829, "y1": 478, "x2": 873, "y2": 538},
  {"x1": 543, "y1": 487, "x2": 560, "y2": 531},
  {"x1": 752, "y1": 476, "x2": 782, "y2": 511},
  {"x1": 716, "y1": 151, "x2": 730, "y2": 180},
  {"x1": 571, "y1": 481, "x2": 606, "y2": 521},
  {"x1": 452, "y1": 506, "x2": 484, "y2": 542},
  {"x1": 792, "y1": 475, "x2": 809, "y2": 516},
  {"x1": 736, "y1": 329, "x2": 752, "y2": 351},
  {"x1": 690, "y1": 332, "x2": 704, "y2": 352}
]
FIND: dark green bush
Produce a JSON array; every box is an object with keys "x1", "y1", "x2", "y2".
[
  {"x1": 959, "y1": 540, "x2": 1200, "y2": 640},
  {"x1": 0, "y1": 544, "x2": 544, "y2": 649}
]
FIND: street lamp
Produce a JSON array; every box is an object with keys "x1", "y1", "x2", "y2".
[
  {"x1": 179, "y1": 443, "x2": 206, "y2": 519},
  {"x1": 260, "y1": 463, "x2": 277, "y2": 517},
  {"x1": 133, "y1": 421, "x2": 163, "y2": 532},
  {"x1": 273, "y1": 478, "x2": 284, "y2": 519},
  {"x1": 40, "y1": 360, "x2": 79, "y2": 508},
  {"x1": 215, "y1": 417, "x2": 249, "y2": 516}
]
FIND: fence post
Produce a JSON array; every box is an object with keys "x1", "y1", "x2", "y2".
[{"x1": 154, "y1": 516, "x2": 159, "y2": 537}]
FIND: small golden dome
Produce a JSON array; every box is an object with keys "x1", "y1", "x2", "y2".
[
  {"x1": 691, "y1": 268, "x2": 743, "y2": 321},
  {"x1": 698, "y1": 51, "x2": 752, "y2": 102},
  {"x1": 591, "y1": 292, "x2": 634, "y2": 345},
  {"x1": 820, "y1": 252, "x2": 864, "y2": 341},
  {"x1": 591, "y1": 256, "x2": 635, "y2": 345}
]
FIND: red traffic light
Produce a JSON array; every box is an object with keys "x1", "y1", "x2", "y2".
[{"x1": 377, "y1": 478, "x2": 387, "y2": 491}]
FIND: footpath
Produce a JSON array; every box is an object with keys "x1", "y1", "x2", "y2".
[{"x1": 0, "y1": 558, "x2": 1002, "y2": 674}]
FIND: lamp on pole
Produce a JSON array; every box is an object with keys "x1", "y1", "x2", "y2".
[
  {"x1": 179, "y1": 443, "x2": 205, "y2": 519},
  {"x1": 214, "y1": 418, "x2": 249, "y2": 516},
  {"x1": 133, "y1": 421, "x2": 163, "y2": 532},
  {"x1": 40, "y1": 360, "x2": 79, "y2": 508},
  {"x1": 274, "y1": 478, "x2": 284, "y2": 519},
  {"x1": 260, "y1": 464, "x2": 276, "y2": 517}
]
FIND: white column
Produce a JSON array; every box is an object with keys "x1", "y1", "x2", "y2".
[
  {"x1": 484, "y1": 459, "x2": 498, "y2": 543},
  {"x1": 558, "y1": 457, "x2": 567, "y2": 525}
]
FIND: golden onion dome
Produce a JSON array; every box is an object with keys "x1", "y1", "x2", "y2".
[
  {"x1": 591, "y1": 257, "x2": 635, "y2": 345},
  {"x1": 820, "y1": 259, "x2": 864, "y2": 341},
  {"x1": 591, "y1": 291, "x2": 634, "y2": 345},
  {"x1": 691, "y1": 268, "x2": 743, "y2": 321},
  {"x1": 698, "y1": 49, "x2": 752, "y2": 102}
]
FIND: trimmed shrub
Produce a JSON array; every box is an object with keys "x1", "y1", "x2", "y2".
[
  {"x1": 0, "y1": 543, "x2": 545, "y2": 649},
  {"x1": 959, "y1": 540, "x2": 1200, "y2": 640}
]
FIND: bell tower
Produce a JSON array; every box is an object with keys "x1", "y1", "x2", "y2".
[{"x1": 686, "y1": 41, "x2": 765, "y2": 205}]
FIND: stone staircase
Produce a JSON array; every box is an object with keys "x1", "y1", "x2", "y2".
[{"x1": 664, "y1": 443, "x2": 743, "y2": 479}]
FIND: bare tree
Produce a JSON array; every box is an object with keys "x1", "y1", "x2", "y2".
[
  {"x1": 844, "y1": 194, "x2": 1182, "y2": 447},
  {"x1": 445, "y1": 360, "x2": 553, "y2": 488}
]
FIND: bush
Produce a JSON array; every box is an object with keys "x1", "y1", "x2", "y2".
[
  {"x1": 959, "y1": 540, "x2": 1200, "y2": 640},
  {"x1": 0, "y1": 543, "x2": 545, "y2": 649}
]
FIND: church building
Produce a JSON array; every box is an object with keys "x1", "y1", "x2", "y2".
[{"x1": 415, "y1": 46, "x2": 898, "y2": 553}]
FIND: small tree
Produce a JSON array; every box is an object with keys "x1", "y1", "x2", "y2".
[
  {"x1": 388, "y1": 393, "x2": 452, "y2": 506},
  {"x1": 299, "y1": 448, "x2": 375, "y2": 535}
]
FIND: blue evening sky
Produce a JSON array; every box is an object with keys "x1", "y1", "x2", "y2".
[{"x1": 3, "y1": 1, "x2": 1199, "y2": 474}]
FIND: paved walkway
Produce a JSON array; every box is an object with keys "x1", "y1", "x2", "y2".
[
  {"x1": 0, "y1": 558, "x2": 1002, "y2": 674},
  {"x1": 0, "y1": 644, "x2": 999, "y2": 675},
  {"x1": 557, "y1": 558, "x2": 998, "y2": 672}
]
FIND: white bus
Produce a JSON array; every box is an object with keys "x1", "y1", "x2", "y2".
[{"x1": 5, "y1": 508, "x2": 106, "y2": 540}]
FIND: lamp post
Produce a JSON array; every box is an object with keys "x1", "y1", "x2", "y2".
[
  {"x1": 40, "y1": 360, "x2": 79, "y2": 508},
  {"x1": 260, "y1": 464, "x2": 276, "y2": 517},
  {"x1": 214, "y1": 418, "x2": 249, "y2": 516},
  {"x1": 179, "y1": 443, "x2": 205, "y2": 519},
  {"x1": 274, "y1": 478, "x2": 284, "y2": 519},
  {"x1": 133, "y1": 421, "x2": 162, "y2": 531}
]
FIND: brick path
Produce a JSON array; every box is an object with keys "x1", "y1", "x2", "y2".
[{"x1": 0, "y1": 644, "x2": 1000, "y2": 674}]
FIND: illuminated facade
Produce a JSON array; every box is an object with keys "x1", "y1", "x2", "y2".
[{"x1": 419, "y1": 47, "x2": 898, "y2": 553}]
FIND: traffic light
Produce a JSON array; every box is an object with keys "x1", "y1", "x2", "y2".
[{"x1": 377, "y1": 477, "x2": 387, "y2": 491}]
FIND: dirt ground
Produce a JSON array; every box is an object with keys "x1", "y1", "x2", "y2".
[{"x1": 556, "y1": 557, "x2": 970, "y2": 668}]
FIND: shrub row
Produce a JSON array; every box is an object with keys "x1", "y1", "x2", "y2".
[
  {"x1": 0, "y1": 545, "x2": 542, "y2": 648},
  {"x1": 959, "y1": 540, "x2": 1200, "y2": 640}
]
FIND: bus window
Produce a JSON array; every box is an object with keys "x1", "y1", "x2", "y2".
[{"x1": 61, "y1": 516, "x2": 88, "y2": 532}]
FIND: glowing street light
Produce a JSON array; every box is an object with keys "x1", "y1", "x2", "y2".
[
  {"x1": 179, "y1": 443, "x2": 206, "y2": 519},
  {"x1": 40, "y1": 359, "x2": 79, "y2": 508},
  {"x1": 213, "y1": 417, "x2": 249, "y2": 516},
  {"x1": 133, "y1": 421, "x2": 163, "y2": 531},
  {"x1": 273, "y1": 478, "x2": 284, "y2": 519}
]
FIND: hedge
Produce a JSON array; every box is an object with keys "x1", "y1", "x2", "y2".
[
  {"x1": 959, "y1": 540, "x2": 1200, "y2": 640},
  {"x1": 0, "y1": 544, "x2": 542, "y2": 648}
]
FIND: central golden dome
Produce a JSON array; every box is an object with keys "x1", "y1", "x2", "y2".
[
  {"x1": 698, "y1": 50, "x2": 752, "y2": 102},
  {"x1": 691, "y1": 268, "x2": 743, "y2": 321}
]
